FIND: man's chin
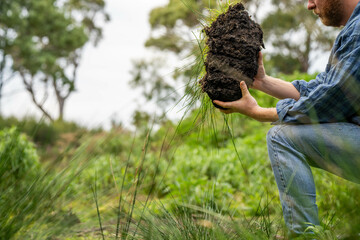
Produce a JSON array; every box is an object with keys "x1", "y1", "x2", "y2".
[
  {"x1": 320, "y1": 17, "x2": 342, "y2": 27},
  {"x1": 313, "y1": 11, "x2": 337, "y2": 26},
  {"x1": 320, "y1": 17, "x2": 329, "y2": 26},
  {"x1": 321, "y1": 19, "x2": 331, "y2": 26}
]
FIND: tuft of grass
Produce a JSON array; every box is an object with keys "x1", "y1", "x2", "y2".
[{"x1": 121, "y1": 191, "x2": 281, "y2": 240}]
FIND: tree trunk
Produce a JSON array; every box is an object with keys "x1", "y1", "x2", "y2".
[
  {"x1": 20, "y1": 72, "x2": 54, "y2": 122},
  {"x1": 0, "y1": 82, "x2": 2, "y2": 115},
  {"x1": 0, "y1": 49, "x2": 6, "y2": 116},
  {"x1": 52, "y1": 78, "x2": 66, "y2": 122},
  {"x1": 58, "y1": 98, "x2": 65, "y2": 122},
  {"x1": 302, "y1": 32, "x2": 312, "y2": 73}
]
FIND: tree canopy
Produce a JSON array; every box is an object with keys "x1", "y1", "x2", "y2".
[
  {"x1": 262, "y1": 0, "x2": 338, "y2": 74},
  {"x1": 0, "y1": 0, "x2": 109, "y2": 121}
]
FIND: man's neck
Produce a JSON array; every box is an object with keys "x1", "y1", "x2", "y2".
[{"x1": 341, "y1": 0, "x2": 360, "y2": 26}]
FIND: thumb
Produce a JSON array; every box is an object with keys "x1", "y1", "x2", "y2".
[{"x1": 240, "y1": 81, "x2": 249, "y2": 96}]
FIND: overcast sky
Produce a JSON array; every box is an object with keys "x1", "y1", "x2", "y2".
[{"x1": 2, "y1": 0, "x2": 329, "y2": 130}]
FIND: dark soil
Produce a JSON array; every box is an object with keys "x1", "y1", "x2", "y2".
[{"x1": 200, "y1": 3, "x2": 264, "y2": 109}]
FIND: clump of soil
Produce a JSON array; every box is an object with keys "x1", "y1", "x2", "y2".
[{"x1": 200, "y1": 3, "x2": 264, "y2": 109}]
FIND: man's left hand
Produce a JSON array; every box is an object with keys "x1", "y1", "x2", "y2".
[
  {"x1": 213, "y1": 81, "x2": 279, "y2": 122},
  {"x1": 213, "y1": 81, "x2": 260, "y2": 115}
]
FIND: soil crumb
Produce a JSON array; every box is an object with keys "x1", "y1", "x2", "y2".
[{"x1": 200, "y1": 3, "x2": 264, "y2": 109}]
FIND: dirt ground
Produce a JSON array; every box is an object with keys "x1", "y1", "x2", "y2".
[{"x1": 200, "y1": 3, "x2": 264, "y2": 109}]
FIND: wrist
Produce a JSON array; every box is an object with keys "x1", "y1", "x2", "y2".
[
  {"x1": 248, "y1": 105, "x2": 263, "y2": 120},
  {"x1": 252, "y1": 75, "x2": 269, "y2": 91},
  {"x1": 250, "y1": 106, "x2": 278, "y2": 122}
]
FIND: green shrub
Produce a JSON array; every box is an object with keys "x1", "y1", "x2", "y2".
[
  {"x1": 0, "y1": 116, "x2": 85, "y2": 147},
  {"x1": 0, "y1": 127, "x2": 40, "y2": 187}
]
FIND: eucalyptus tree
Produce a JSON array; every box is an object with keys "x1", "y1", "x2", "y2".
[
  {"x1": 0, "y1": 0, "x2": 109, "y2": 121},
  {"x1": 261, "y1": 0, "x2": 338, "y2": 74}
]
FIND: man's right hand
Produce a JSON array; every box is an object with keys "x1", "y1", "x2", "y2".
[
  {"x1": 249, "y1": 51, "x2": 300, "y2": 100},
  {"x1": 252, "y1": 51, "x2": 267, "y2": 90}
]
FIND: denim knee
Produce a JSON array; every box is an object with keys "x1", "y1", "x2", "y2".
[
  {"x1": 266, "y1": 125, "x2": 295, "y2": 167},
  {"x1": 266, "y1": 125, "x2": 280, "y2": 143},
  {"x1": 266, "y1": 125, "x2": 285, "y2": 152},
  {"x1": 266, "y1": 125, "x2": 297, "y2": 148}
]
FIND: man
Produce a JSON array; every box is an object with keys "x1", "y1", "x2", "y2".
[{"x1": 213, "y1": 0, "x2": 360, "y2": 236}]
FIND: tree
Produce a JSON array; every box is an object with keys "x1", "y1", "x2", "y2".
[
  {"x1": 261, "y1": 0, "x2": 338, "y2": 74},
  {"x1": 0, "y1": 0, "x2": 109, "y2": 121}
]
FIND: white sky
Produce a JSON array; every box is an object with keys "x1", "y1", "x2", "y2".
[{"x1": 2, "y1": 0, "x2": 330, "y2": 130}]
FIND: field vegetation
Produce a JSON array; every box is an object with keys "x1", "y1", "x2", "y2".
[{"x1": 1, "y1": 73, "x2": 360, "y2": 239}]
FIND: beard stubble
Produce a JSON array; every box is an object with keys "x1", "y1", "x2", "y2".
[{"x1": 316, "y1": 0, "x2": 344, "y2": 27}]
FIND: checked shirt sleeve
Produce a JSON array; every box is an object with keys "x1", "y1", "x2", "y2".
[
  {"x1": 276, "y1": 34, "x2": 360, "y2": 124},
  {"x1": 291, "y1": 72, "x2": 326, "y2": 98}
]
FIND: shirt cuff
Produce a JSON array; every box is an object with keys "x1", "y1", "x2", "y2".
[
  {"x1": 292, "y1": 80, "x2": 309, "y2": 97},
  {"x1": 276, "y1": 98, "x2": 297, "y2": 123}
]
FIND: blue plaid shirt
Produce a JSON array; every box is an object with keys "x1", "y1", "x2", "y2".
[{"x1": 276, "y1": 2, "x2": 360, "y2": 125}]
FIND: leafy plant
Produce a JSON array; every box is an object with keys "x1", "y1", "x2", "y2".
[{"x1": 0, "y1": 127, "x2": 40, "y2": 186}]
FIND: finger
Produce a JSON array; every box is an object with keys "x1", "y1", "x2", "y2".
[
  {"x1": 213, "y1": 100, "x2": 230, "y2": 109},
  {"x1": 240, "y1": 81, "x2": 249, "y2": 97}
]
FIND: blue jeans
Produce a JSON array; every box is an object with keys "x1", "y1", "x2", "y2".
[{"x1": 266, "y1": 123, "x2": 360, "y2": 235}]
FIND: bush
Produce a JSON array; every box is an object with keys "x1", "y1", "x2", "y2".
[
  {"x1": 0, "y1": 116, "x2": 85, "y2": 147},
  {"x1": 0, "y1": 127, "x2": 40, "y2": 187}
]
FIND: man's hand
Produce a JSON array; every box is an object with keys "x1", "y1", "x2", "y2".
[
  {"x1": 249, "y1": 52, "x2": 300, "y2": 100},
  {"x1": 213, "y1": 81, "x2": 259, "y2": 115},
  {"x1": 251, "y1": 51, "x2": 267, "y2": 90},
  {"x1": 213, "y1": 81, "x2": 279, "y2": 122}
]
